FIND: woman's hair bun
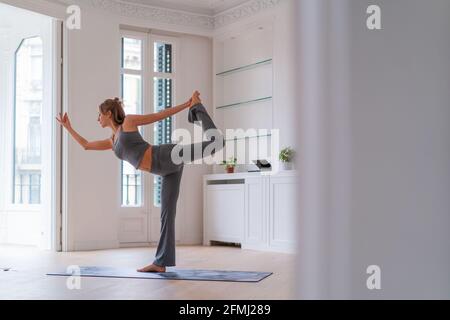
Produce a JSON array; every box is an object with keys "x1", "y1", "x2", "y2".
[{"x1": 99, "y1": 97, "x2": 126, "y2": 125}]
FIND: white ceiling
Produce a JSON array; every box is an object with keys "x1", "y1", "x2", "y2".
[{"x1": 122, "y1": 0, "x2": 250, "y2": 15}]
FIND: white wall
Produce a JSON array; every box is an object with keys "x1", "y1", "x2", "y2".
[
  {"x1": 272, "y1": 0, "x2": 296, "y2": 156},
  {"x1": 176, "y1": 35, "x2": 213, "y2": 244},
  {"x1": 296, "y1": 0, "x2": 450, "y2": 299},
  {"x1": 65, "y1": 6, "x2": 121, "y2": 250}
]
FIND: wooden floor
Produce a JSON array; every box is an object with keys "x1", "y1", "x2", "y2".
[{"x1": 0, "y1": 245, "x2": 297, "y2": 300}]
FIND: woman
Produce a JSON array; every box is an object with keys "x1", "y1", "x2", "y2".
[{"x1": 56, "y1": 91, "x2": 225, "y2": 272}]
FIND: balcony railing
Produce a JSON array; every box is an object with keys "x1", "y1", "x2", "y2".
[
  {"x1": 16, "y1": 150, "x2": 41, "y2": 165},
  {"x1": 122, "y1": 174, "x2": 142, "y2": 206},
  {"x1": 13, "y1": 172, "x2": 41, "y2": 204}
]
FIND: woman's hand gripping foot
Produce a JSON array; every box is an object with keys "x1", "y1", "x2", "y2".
[{"x1": 189, "y1": 91, "x2": 202, "y2": 108}]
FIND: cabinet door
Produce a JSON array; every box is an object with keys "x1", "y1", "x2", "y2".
[
  {"x1": 205, "y1": 184, "x2": 245, "y2": 244},
  {"x1": 243, "y1": 177, "x2": 267, "y2": 249},
  {"x1": 269, "y1": 175, "x2": 297, "y2": 252}
]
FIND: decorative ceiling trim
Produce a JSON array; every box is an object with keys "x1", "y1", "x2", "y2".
[
  {"x1": 91, "y1": 0, "x2": 215, "y2": 30},
  {"x1": 90, "y1": 0, "x2": 283, "y2": 31},
  {"x1": 214, "y1": 0, "x2": 282, "y2": 29}
]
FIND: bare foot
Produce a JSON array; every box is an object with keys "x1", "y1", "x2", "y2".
[{"x1": 137, "y1": 264, "x2": 166, "y2": 273}]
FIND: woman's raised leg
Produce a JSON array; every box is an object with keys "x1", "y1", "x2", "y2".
[{"x1": 173, "y1": 103, "x2": 226, "y2": 163}]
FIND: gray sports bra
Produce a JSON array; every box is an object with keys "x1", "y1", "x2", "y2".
[{"x1": 112, "y1": 126, "x2": 150, "y2": 169}]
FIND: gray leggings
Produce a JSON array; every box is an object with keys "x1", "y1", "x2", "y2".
[{"x1": 149, "y1": 103, "x2": 225, "y2": 267}]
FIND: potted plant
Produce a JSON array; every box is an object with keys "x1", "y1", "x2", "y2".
[
  {"x1": 221, "y1": 157, "x2": 237, "y2": 174},
  {"x1": 279, "y1": 147, "x2": 295, "y2": 170}
]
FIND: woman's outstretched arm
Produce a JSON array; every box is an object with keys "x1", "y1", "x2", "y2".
[
  {"x1": 56, "y1": 113, "x2": 112, "y2": 151},
  {"x1": 127, "y1": 99, "x2": 192, "y2": 127}
]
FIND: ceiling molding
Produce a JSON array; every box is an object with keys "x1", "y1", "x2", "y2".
[
  {"x1": 214, "y1": 0, "x2": 281, "y2": 29},
  {"x1": 91, "y1": 0, "x2": 215, "y2": 30},
  {"x1": 90, "y1": 0, "x2": 283, "y2": 31}
]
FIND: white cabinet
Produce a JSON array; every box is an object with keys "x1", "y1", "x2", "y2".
[
  {"x1": 203, "y1": 182, "x2": 245, "y2": 245},
  {"x1": 268, "y1": 175, "x2": 297, "y2": 252},
  {"x1": 203, "y1": 172, "x2": 298, "y2": 253},
  {"x1": 243, "y1": 176, "x2": 268, "y2": 250}
]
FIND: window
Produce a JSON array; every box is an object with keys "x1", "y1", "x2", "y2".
[
  {"x1": 119, "y1": 34, "x2": 176, "y2": 208},
  {"x1": 121, "y1": 37, "x2": 143, "y2": 206},
  {"x1": 153, "y1": 42, "x2": 174, "y2": 207},
  {"x1": 13, "y1": 37, "x2": 43, "y2": 205}
]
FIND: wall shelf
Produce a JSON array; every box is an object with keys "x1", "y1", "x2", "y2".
[
  {"x1": 213, "y1": 20, "x2": 275, "y2": 175},
  {"x1": 216, "y1": 59, "x2": 272, "y2": 76},
  {"x1": 216, "y1": 96, "x2": 272, "y2": 110}
]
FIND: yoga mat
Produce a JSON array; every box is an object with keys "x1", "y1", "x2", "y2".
[{"x1": 47, "y1": 266, "x2": 272, "y2": 283}]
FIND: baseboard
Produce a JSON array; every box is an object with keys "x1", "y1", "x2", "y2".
[
  {"x1": 73, "y1": 239, "x2": 119, "y2": 251},
  {"x1": 119, "y1": 242, "x2": 156, "y2": 248},
  {"x1": 119, "y1": 240, "x2": 191, "y2": 248}
]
